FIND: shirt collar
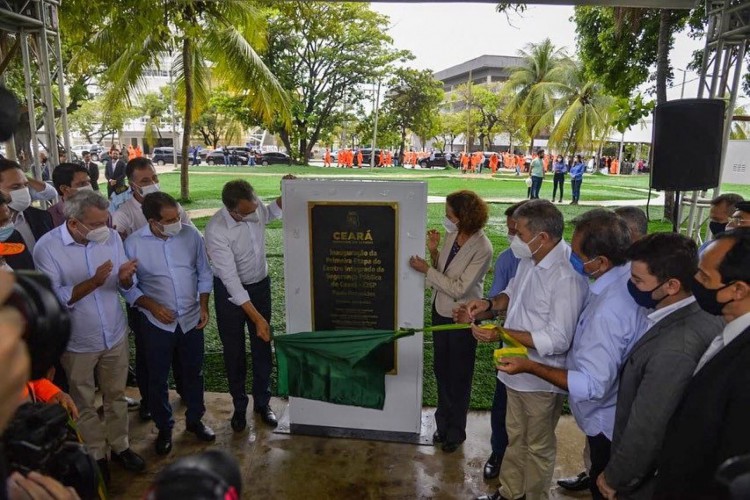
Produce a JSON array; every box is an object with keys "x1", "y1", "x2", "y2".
[
  {"x1": 723, "y1": 311, "x2": 750, "y2": 347},
  {"x1": 647, "y1": 295, "x2": 696, "y2": 324},
  {"x1": 221, "y1": 206, "x2": 242, "y2": 228},
  {"x1": 139, "y1": 223, "x2": 158, "y2": 238},
  {"x1": 536, "y1": 239, "x2": 568, "y2": 270},
  {"x1": 590, "y1": 263, "x2": 631, "y2": 295},
  {"x1": 61, "y1": 222, "x2": 80, "y2": 246}
]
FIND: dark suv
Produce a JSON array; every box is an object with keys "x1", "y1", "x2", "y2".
[
  {"x1": 418, "y1": 152, "x2": 461, "y2": 169},
  {"x1": 152, "y1": 147, "x2": 183, "y2": 165}
]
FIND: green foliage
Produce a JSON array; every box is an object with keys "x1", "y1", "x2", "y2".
[
  {"x1": 261, "y1": 1, "x2": 409, "y2": 161},
  {"x1": 62, "y1": 0, "x2": 289, "y2": 200},
  {"x1": 610, "y1": 94, "x2": 655, "y2": 135},
  {"x1": 503, "y1": 38, "x2": 572, "y2": 153},
  {"x1": 67, "y1": 95, "x2": 139, "y2": 145},
  {"x1": 381, "y1": 67, "x2": 444, "y2": 156},
  {"x1": 573, "y1": 6, "x2": 690, "y2": 99},
  {"x1": 193, "y1": 90, "x2": 248, "y2": 148}
]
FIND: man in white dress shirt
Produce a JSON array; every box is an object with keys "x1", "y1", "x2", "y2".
[
  {"x1": 205, "y1": 176, "x2": 294, "y2": 432},
  {"x1": 467, "y1": 200, "x2": 588, "y2": 500}
]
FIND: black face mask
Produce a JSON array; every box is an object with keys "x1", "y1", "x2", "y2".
[
  {"x1": 627, "y1": 280, "x2": 667, "y2": 309},
  {"x1": 691, "y1": 277, "x2": 733, "y2": 316},
  {"x1": 709, "y1": 221, "x2": 727, "y2": 236}
]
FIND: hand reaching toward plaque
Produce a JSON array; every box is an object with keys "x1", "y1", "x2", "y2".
[
  {"x1": 426, "y1": 229, "x2": 440, "y2": 253},
  {"x1": 408, "y1": 255, "x2": 429, "y2": 274}
]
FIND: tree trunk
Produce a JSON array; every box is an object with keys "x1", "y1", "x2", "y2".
[
  {"x1": 180, "y1": 38, "x2": 193, "y2": 201},
  {"x1": 528, "y1": 136, "x2": 535, "y2": 155},
  {"x1": 657, "y1": 9, "x2": 675, "y2": 222}
]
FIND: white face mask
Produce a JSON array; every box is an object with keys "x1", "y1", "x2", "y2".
[
  {"x1": 75, "y1": 185, "x2": 94, "y2": 193},
  {"x1": 443, "y1": 216, "x2": 458, "y2": 233},
  {"x1": 161, "y1": 221, "x2": 182, "y2": 237},
  {"x1": 83, "y1": 224, "x2": 110, "y2": 244},
  {"x1": 139, "y1": 183, "x2": 160, "y2": 196},
  {"x1": 243, "y1": 212, "x2": 260, "y2": 223},
  {"x1": 8, "y1": 187, "x2": 31, "y2": 212},
  {"x1": 506, "y1": 233, "x2": 516, "y2": 245},
  {"x1": 510, "y1": 233, "x2": 541, "y2": 260}
]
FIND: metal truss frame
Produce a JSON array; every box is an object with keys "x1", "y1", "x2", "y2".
[
  {"x1": 682, "y1": 0, "x2": 750, "y2": 242},
  {"x1": 0, "y1": 0, "x2": 71, "y2": 180}
]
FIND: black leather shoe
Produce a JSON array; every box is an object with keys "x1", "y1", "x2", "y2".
[
  {"x1": 231, "y1": 411, "x2": 247, "y2": 432},
  {"x1": 557, "y1": 471, "x2": 590, "y2": 491},
  {"x1": 186, "y1": 421, "x2": 216, "y2": 442},
  {"x1": 254, "y1": 406, "x2": 278, "y2": 428},
  {"x1": 125, "y1": 396, "x2": 140, "y2": 411},
  {"x1": 138, "y1": 403, "x2": 152, "y2": 421},
  {"x1": 96, "y1": 459, "x2": 110, "y2": 486},
  {"x1": 111, "y1": 448, "x2": 146, "y2": 472},
  {"x1": 441, "y1": 441, "x2": 460, "y2": 453},
  {"x1": 483, "y1": 452, "x2": 501, "y2": 479},
  {"x1": 155, "y1": 430, "x2": 173, "y2": 455},
  {"x1": 432, "y1": 430, "x2": 445, "y2": 444},
  {"x1": 475, "y1": 492, "x2": 501, "y2": 500}
]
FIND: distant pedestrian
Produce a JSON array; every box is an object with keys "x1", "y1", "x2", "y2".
[
  {"x1": 569, "y1": 155, "x2": 585, "y2": 205},
  {"x1": 529, "y1": 150, "x2": 545, "y2": 199},
  {"x1": 551, "y1": 155, "x2": 567, "y2": 203},
  {"x1": 222, "y1": 145, "x2": 230, "y2": 166}
]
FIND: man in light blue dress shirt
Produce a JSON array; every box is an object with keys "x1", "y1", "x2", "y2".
[
  {"x1": 33, "y1": 190, "x2": 145, "y2": 481},
  {"x1": 496, "y1": 209, "x2": 649, "y2": 500},
  {"x1": 124, "y1": 192, "x2": 214, "y2": 456}
]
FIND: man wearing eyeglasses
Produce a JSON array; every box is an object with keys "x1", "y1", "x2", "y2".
[{"x1": 726, "y1": 201, "x2": 750, "y2": 230}]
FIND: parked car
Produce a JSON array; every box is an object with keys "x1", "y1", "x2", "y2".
[
  {"x1": 71, "y1": 144, "x2": 102, "y2": 160},
  {"x1": 256, "y1": 151, "x2": 292, "y2": 166},
  {"x1": 205, "y1": 149, "x2": 249, "y2": 165},
  {"x1": 355, "y1": 148, "x2": 383, "y2": 166},
  {"x1": 418, "y1": 152, "x2": 461, "y2": 169},
  {"x1": 151, "y1": 147, "x2": 183, "y2": 166}
]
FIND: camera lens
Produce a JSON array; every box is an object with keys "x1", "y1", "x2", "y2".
[{"x1": 6, "y1": 271, "x2": 70, "y2": 380}]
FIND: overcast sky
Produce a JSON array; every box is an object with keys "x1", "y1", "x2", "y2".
[{"x1": 371, "y1": 2, "x2": 747, "y2": 106}]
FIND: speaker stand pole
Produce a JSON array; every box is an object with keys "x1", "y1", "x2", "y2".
[{"x1": 672, "y1": 191, "x2": 681, "y2": 233}]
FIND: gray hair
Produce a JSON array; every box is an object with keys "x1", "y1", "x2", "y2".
[
  {"x1": 513, "y1": 199, "x2": 564, "y2": 240},
  {"x1": 613, "y1": 206, "x2": 648, "y2": 239},
  {"x1": 63, "y1": 190, "x2": 109, "y2": 220}
]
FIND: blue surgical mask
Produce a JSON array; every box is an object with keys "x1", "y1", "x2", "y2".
[
  {"x1": 0, "y1": 223, "x2": 13, "y2": 242},
  {"x1": 569, "y1": 252, "x2": 598, "y2": 277}
]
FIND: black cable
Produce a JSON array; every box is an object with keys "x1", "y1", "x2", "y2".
[{"x1": 672, "y1": 191, "x2": 681, "y2": 233}]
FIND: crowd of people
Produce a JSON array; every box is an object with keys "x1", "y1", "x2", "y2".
[
  {"x1": 0, "y1": 154, "x2": 294, "y2": 495},
  {"x1": 0, "y1": 146, "x2": 749, "y2": 498},
  {"x1": 408, "y1": 190, "x2": 750, "y2": 500}
]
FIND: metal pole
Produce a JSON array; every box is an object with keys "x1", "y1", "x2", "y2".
[
  {"x1": 52, "y1": 16, "x2": 70, "y2": 160},
  {"x1": 170, "y1": 55, "x2": 177, "y2": 167},
  {"x1": 680, "y1": 69, "x2": 687, "y2": 99},
  {"x1": 19, "y1": 31, "x2": 41, "y2": 180},
  {"x1": 35, "y1": 1, "x2": 59, "y2": 173},
  {"x1": 370, "y1": 79, "x2": 381, "y2": 170}
]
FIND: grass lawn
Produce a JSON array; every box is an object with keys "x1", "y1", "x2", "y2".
[{"x1": 148, "y1": 165, "x2": 743, "y2": 410}]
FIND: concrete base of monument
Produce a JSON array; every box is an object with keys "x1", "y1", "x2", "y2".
[
  {"x1": 110, "y1": 387, "x2": 590, "y2": 499},
  {"x1": 275, "y1": 405, "x2": 436, "y2": 445}
]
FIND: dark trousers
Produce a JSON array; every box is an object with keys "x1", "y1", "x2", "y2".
[
  {"x1": 431, "y1": 306, "x2": 477, "y2": 444},
  {"x1": 214, "y1": 276, "x2": 273, "y2": 413},
  {"x1": 223, "y1": 154, "x2": 230, "y2": 165},
  {"x1": 552, "y1": 172, "x2": 565, "y2": 200},
  {"x1": 490, "y1": 368, "x2": 508, "y2": 457},
  {"x1": 129, "y1": 307, "x2": 183, "y2": 408},
  {"x1": 571, "y1": 179, "x2": 582, "y2": 202},
  {"x1": 141, "y1": 319, "x2": 205, "y2": 431},
  {"x1": 530, "y1": 176, "x2": 543, "y2": 199},
  {"x1": 587, "y1": 433, "x2": 612, "y2": 500}
]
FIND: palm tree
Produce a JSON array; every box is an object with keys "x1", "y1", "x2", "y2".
[
  {"x1": 502, "y1": 38, "x2": 572, "y2": 154},
  {"x1": 76, "y1": 0, "x2": 289, "y2": 200},
  {"x1": 548, "y1": 67, "x2": 615, "y2": 155},
  {"x1": 731, "y1": 105, "x2": 749, "y2": 140}
]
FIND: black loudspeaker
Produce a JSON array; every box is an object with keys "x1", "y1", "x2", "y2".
[{"x1": 651, "y1": 98, "x2": 726, "y2": 191}]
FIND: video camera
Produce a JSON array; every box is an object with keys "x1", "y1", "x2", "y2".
[{"x1": 1, "y1": 271, "x2": 103, "y2": 498}]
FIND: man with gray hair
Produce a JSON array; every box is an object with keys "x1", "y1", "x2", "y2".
[
  {"x1": 466, "y1": 200, "x2": 589, "y2": 500},
  {"x1": 33, "y1": 190, "x2": 145, "y2": 484},
  {"x1": 614, "y1": 206, "x2": 648, "y2": 242}
]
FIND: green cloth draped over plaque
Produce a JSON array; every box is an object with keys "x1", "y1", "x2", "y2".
[{"x1": 275, "y1": 324, "x2": 470, "y2": 410}]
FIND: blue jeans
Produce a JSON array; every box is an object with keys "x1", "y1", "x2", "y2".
[
  {"x1": 142, "y1": 318, "x2": 205, "y2": 431},
  {"x1": 571, "y1": 178, "x2": 582, "y2": 202},
  {"x1": 491, "y1": 373, "x2": 508, "y2": 456},
  {"x1": 531, "y1": 176, "x2": 543, "y2": 199}
]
